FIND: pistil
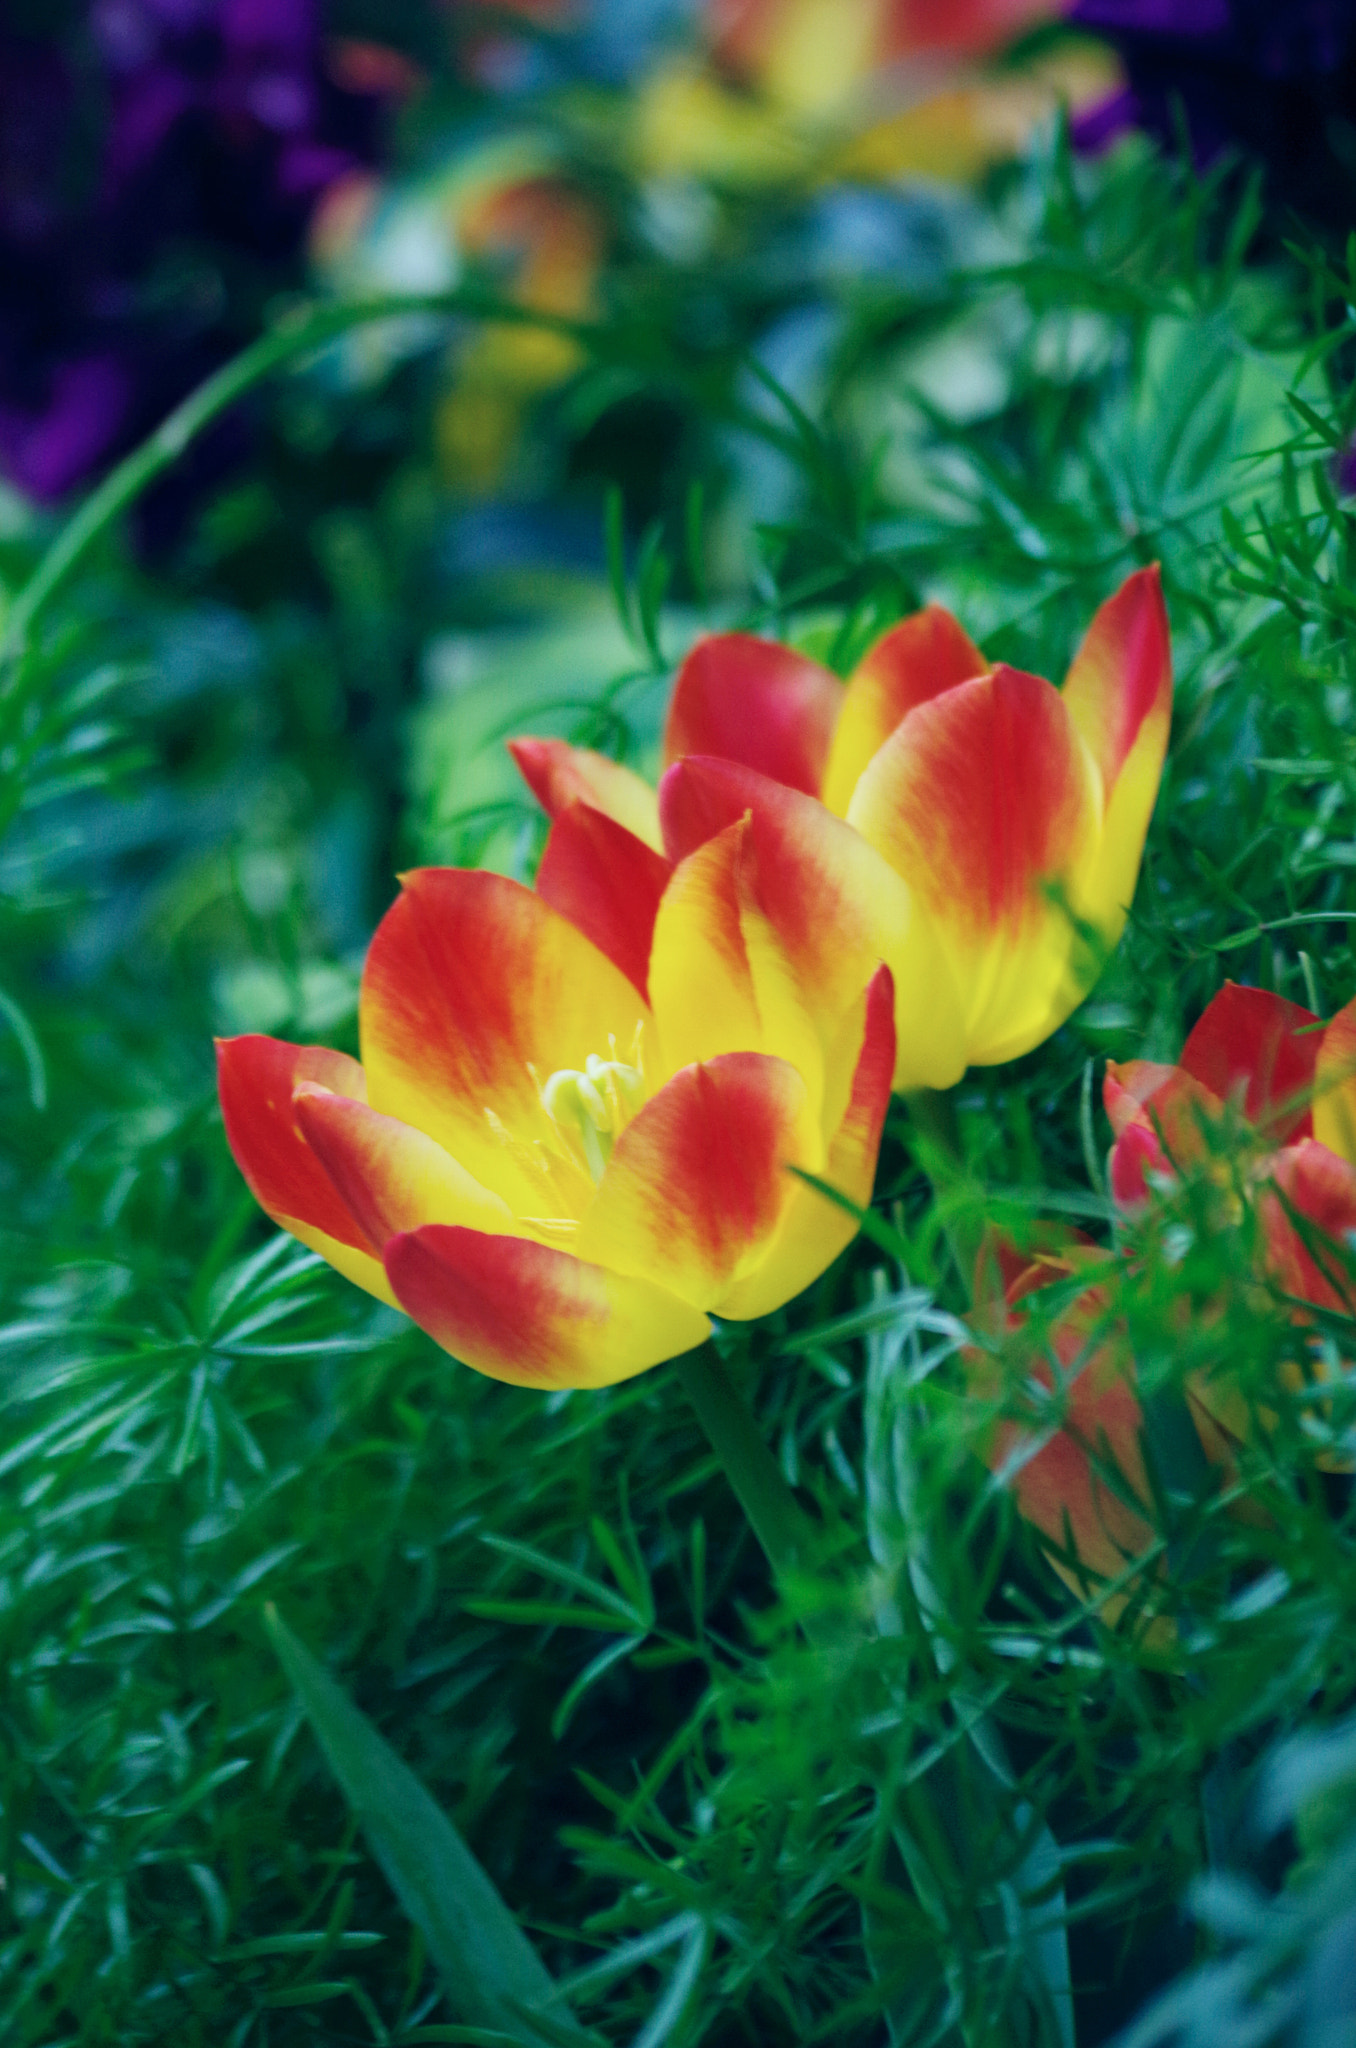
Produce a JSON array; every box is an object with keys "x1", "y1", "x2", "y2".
[{"x1": 538, "y1": 1048, "x2": 647, "y2": 1184}]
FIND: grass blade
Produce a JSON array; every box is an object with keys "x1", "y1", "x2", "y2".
[{"x1": 265, "y1": 1606, "x2": 598, "y2": 2048}]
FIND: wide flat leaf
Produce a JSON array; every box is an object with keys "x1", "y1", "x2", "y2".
[{"x1": 265, "y1": 1606, "x2": 599, "y2": 2048}]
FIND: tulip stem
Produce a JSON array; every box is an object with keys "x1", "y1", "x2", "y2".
[{"x1": 674, "y1": 1344, "x2": 819, "y2": 1588}]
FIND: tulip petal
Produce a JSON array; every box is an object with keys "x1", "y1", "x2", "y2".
[
  {"x1": 718, "y1": 963, "x2": 895, "y2": 1319},
  {"x1": 845, "y1": 667, "x2": 1101, "y2": 1063},
  {"x1": 535, "y1": 801, "x2": 672, "y2": 1000},
  {"x1": 662, "y1": 633, "x2": 842, "y2": 797},
  {"x1": 660, "y1": 754, "x2": 968, "y2": 1089},
  {"x1": 973, "y1": 1230, "x2": 1103, "y2": 1317},
  {"x1": 1102, "y1": 1058, "x2": 1180, "y2": 1139},
  {"x1": 822, "y1": 605, "x2": 988, "y2": 817},
  {"x1": 646, "y1": 816, "x2": 823, "y2": 1107},
  {"x1": 999, "y1": 1373, "x2": 1154, "y2": 1589},
  {"x1": 1062, "y1": 568, "x2": 1171, "y2": 787},
  {"x1": 1061, "y1": 566, "x2": 1173, "y2": 939},
  {"x1": 1108, "y1": 1120, "x2": 1170, "y2": 1209},
  {"x1": 1179, "y1": 983, "x2": 1318, "y2": 1141},
  {"x1": 1061, "y1": 567, "x2": 1171, "y2": 790},
  {"x1": 646, "y1": 821, "x2": 763, "y2": 1075},
  {"x1": 1262, "y1": 1138, "x2": 1356, "y2": 1317},
  {"x1": 215, "y1": 1035, "x2": 395, "y2": 1304},
  {"x1": 293, "y1": 1086, "x2": 515, "y2": 1248},
  {"x1": 1103, "y1": 1056, "x2": 1224, "y2": 1184},
  {"x1": 385, "y1": 1226, "x2": 710, "y2": 1388},
  {"x1": 508, "y1": 736, "x2": 663, "y2": 851},
  {"x1": 989, "y1": 1280, "x2": 1154, "y2": 1587},
  {"x1": 576, "y1": 1052, "x2": 819, "y2": 1309},
  {"x1": 361, "y1": 869, "x2": 652, "y2": 1217},
  {"x1": 1316, "y1": 993, "x2": 1356, "y2": 1167}
]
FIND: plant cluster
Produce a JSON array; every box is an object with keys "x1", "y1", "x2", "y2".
[{"x1": 5, "y1": 26, "x2": 1356, "y2": 2044}]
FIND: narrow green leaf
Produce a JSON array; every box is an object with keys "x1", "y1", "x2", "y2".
[
  {"x1": 551, "y1": 1636, "x2": 644, "y2": 1741},
  {"x1": 604, "y1": 485, "x2": 634, "y2": 646},
  {"x1": 264, "y1": 1607, "x2": 598, "y2": 2048},
  {"x1": 462, "y1": 1600, "x2": 642, "y2": 1633},
  {"x1": 479, "y1": 1532, "x2": 643, "y2": 1622},
  {"x1": 633, "y1": 521, "x2": 670, "y2": 670},
  {"x1": 684, "y1": 479, "x2": 706, "y2": 605},
  {"x1": 262, "y1": 1980, "x2": 357, "y2": 2008},
  {"x1": 0, "y1": 984, "x2": 46, "y2": 1111}
]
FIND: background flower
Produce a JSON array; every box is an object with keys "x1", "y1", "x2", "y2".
[
  {"x1": 633, "y1": 0, "x2": 1119, "y2": 185},
  {"x1": 971, "y1": 1234, "x2": 1158, "y2": 1613},
  {"x1": 1105, "y1": 981, "x2": 1356, "y2": 1450},
  {"x1": 308, "y1": 133, "x2": 605, "y2": 491}
]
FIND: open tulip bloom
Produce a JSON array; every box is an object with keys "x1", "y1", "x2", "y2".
[
  {"x1": 217, "y1": 827, "x2": 895, "y2": 1388},
  {"x1": 510, "y1": 565, "x2": 1171, "y2": 1092}
]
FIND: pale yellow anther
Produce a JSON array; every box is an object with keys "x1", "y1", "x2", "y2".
[{"x1": 539, "y1": 1052, "x2": 647, "y2": 1185}]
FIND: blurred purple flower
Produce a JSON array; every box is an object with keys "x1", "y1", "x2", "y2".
[
  {"x1": 0, "y1": 359, "x2": 134, "y2": 504},
  {"x1": 1069, "y1": 0, "x2": 1356, "y2": 215},
  {"x1": 1074, "y1": 1, "x2": 1229, "y2": 31},
  {"x1": 0, "y1": 3, "x2": 404, "y2": 506}
]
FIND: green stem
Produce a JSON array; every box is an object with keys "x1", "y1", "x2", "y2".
[
  {"x1": 0, "y1": 289, "x2": 590, "y2": 672},
  {"x1": 673, "y1": 1345, "x2": 818, "y2": 1586}
]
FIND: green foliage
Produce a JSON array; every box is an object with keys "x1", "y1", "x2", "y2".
[{"x1": 7, "y1": 119, "x2": 1356, "y2": 2046}]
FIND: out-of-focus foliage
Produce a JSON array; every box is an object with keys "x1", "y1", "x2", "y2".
[{"x1": 7, "y1": 2, "x2": 1356, "y2": 2040}]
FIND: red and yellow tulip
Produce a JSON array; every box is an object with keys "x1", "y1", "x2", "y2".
[
  {"x1": 510, "y1": 568, "x2": 1172, "y2": 1091},
  {"x1": 217, "y1": 831, "x2": 895, "y2": 1388},
  {"x1": 634, "y1": 0, "x2": 1120, "y2": 188},
  {"x1": 711, "y1": 0, "x2": 1071, "y2": 116},
  {"x1": 974, "y1": 982, "x2": 1356, "y2": 1607},
  {"x1": 1106, "y1": 980, "x2": 1356, "y2": 1322}
]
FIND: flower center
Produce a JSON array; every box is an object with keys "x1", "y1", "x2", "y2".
[{"x1": 539, "y1": 1052, "x2": 646, "y2": 1185}]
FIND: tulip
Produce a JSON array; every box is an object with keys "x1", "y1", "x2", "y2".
[
  {"x1": 710, "y1": 0, "x2": 1063, "y2": 119},
  {"x1": 633, "y1": 0, "x2": 1120, "y2": 188},
  {"x1": 1105, "y1": 981, "x2": 1356, "y2": 1321},
  {"x1": 829, "y1": 41, "x2": 1124, "y2": 185},
  {"x1": 510, "y1": 567, "x2": 1172, "y2": 1091},
  {"x1": 217, "y1": 829, "x2": 896, "y2": 1388},
  {"x1": 971, "y1": 1236, "x2": 1156, "y2": 1606},
  {"x1": 1104, "y1": 983, "x2": 1356, "y2": 1465}
]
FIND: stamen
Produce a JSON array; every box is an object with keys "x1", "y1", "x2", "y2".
[
  {"x1": 483, "y1": 1105, "x2": 592, "y2": 1211},
  {"x1": 538, "y1": 1050, "x2": 647, "y2": 1185}
]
